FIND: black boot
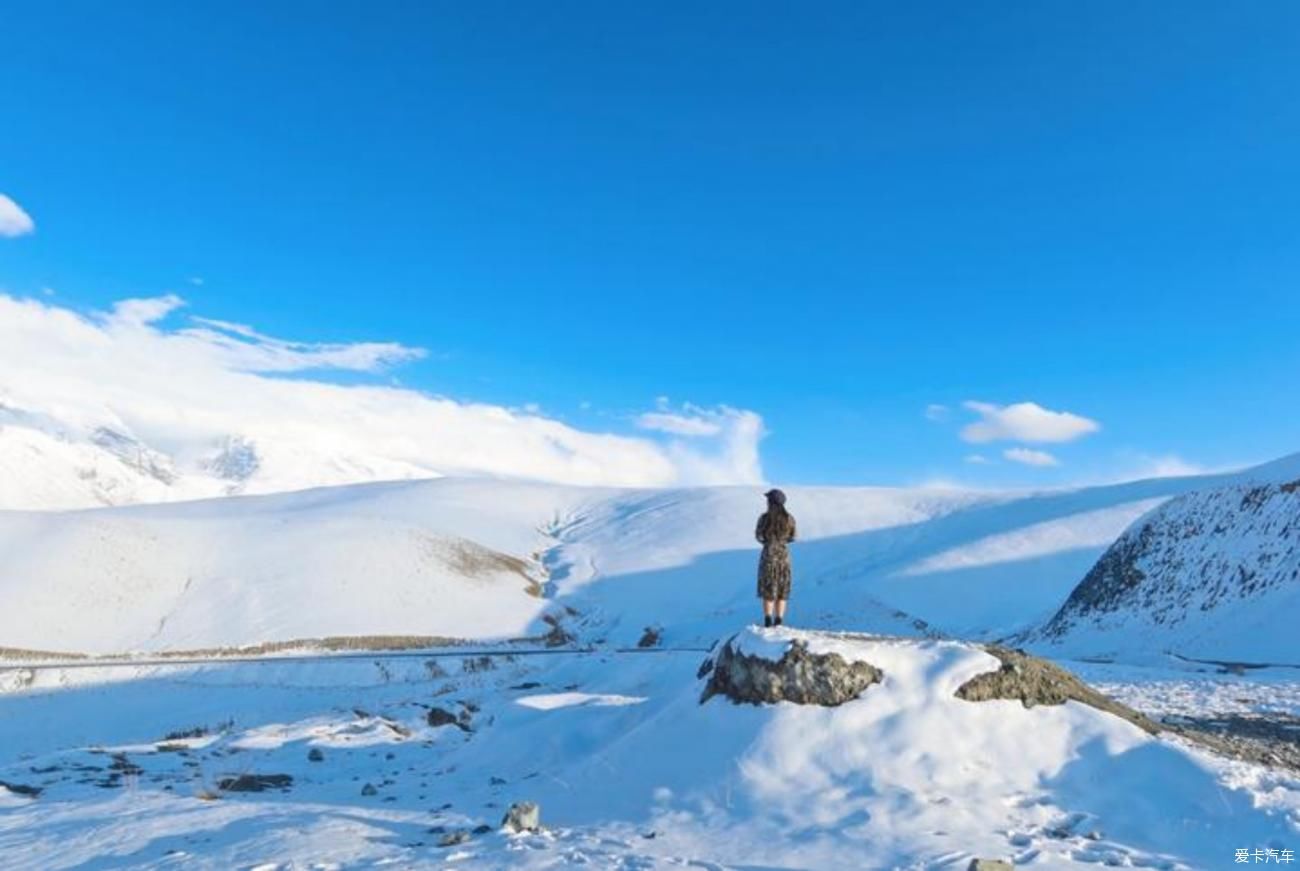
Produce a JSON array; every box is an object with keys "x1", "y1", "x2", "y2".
[
  {"x1": 774, "y1": 616, "x2": 783, "y2": 627},
  {"x1": 763, "y1": 615, "x2": 773, "y2": 628}
]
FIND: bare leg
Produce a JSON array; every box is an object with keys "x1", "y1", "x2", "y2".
[
  {"x1": 775, "y1": 599, "x2": 788, "y2": 620},
  {"x1": 763, "y1": 599, "x2": 775, "y2": 617}
]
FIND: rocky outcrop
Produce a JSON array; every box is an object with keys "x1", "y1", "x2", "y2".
[
  {"x1": 1034, "y1": 477, "x2": 1300, "y2": 654},
  {"x1": 218, "y1": 773, "x2": 293, "y2": 793},
  {"x1": 699, "y1": 634, "x2": 882, "y2": 706},
  {"x1": 955, "y1": 646, "x2": 1158, "y2": 734},
  {"x1": 502, "y1": 801, "x2": 541, "y2": 833}
]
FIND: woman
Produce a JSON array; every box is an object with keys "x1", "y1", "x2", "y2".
[{"x1": 755, "y1": 488, "x2": 797, "y2": 627}]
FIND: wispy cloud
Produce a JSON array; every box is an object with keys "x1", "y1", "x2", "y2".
[
  {"x1": 1119, "y1": 452, "x2": 1205, "y2": 480},
  {"x1": 960, "y1": 400, "x2": 1099, "y2": 444},
  {"x1": 0, "y1": 194, "x2": 35, "y2": 238},
  {"x1": 184, "y1": 314, "x2": 424, "y2": 373},
  {"x1": 637, "y1": 398, "x2": 726, "y2": 437},
  {"x1": 964, "y1": 453, "x2": 991, "y2": 465},
  {"x1": 924, "y1": 403, "x2": 949, "y2": 422},
  {"x1": 1003, "y1": 447, "x2": 1060, "y2": 467},
  {"x1": 0, "y1": 294, "x2": 766, "y2": 490}
]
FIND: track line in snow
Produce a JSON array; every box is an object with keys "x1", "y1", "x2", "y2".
[{"x1": 0, "y1": 644, "x2": 715, "y2": 674}]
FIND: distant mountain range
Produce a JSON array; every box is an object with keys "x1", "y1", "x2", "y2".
[{"x1": 0, "y1": 401, "x2": 434, "y2": 511}]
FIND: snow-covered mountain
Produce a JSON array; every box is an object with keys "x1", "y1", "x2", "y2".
[
  {"x1": 3, "y1": 460, "x2": 1282, "y2": 657},
  {"x1": 1028, "y1": 458, "x2": 1300, "y2": 664},
  {"x1": 4, "y1": 458, "x2": 1299, "y2": 869},
  {"x1": 0, "y1": 401, "x2": 437, "y2": 511}
]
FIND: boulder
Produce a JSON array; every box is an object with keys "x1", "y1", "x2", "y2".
[
  {"x1": 700, "y1": 634, "x2": 882, "y2": 706},
  {"x1": 427, "y1": 705, "x2": 471, "y2": 732},
  {"x1": 217, "y1": 773, "x2": 292, "y2": 793},
  {"x1": 502, "y1": 800, "x2": 541, "y2": 833},
  {"x1": 438, "y1": 830, "x2": 470, "y2": 847},
  {"x1": 967, "y1": 860, "x2": 1012, "y2": 871},
  {"x1": 956, "y1": 646, "x2": 1158, "y2": 734}
]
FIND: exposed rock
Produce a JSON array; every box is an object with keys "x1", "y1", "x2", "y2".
[
  {"x1": 203, "y1": 435, "x2": 259, "y2": 483},
  {"x1": 472, "y1": 823, "x2": 493, "y2": 835},
  {"x1": 307, "y1": 747, "x2": 325, "y2": 762},
  {"x1": 438, "y1": 830, "x2": 471, "y2": 847},
  {"x1": 427, "y1": 706, "x2": 470, "y2": 731},
  {"x1": 637, "y1": 625, "x2": 662, "y2": 648},
  {"x1": 0, "y1": 780, "x2": 41, "y2": 798},
  {"x1": 462, "y1": 655, "x2": 497, "y2": 673},
  {"x1": 217, "y1": 773, "x2": 293, "y2": 793},
  {"x1": 541, "y1": 613, "x2": 575, "y2": 647},
  {"x1": 955, "y1": 646, "x2": 1158, "y2": 735},
  {"x1": 502, "y1": 800, "x2": 541, "y2": 833},
  {"x1": 108, "y1": 753, "x2": 143, "y2": 776},
  {"x1": 967, "y1": 860, "x2": 1012, "y2": 871},
  {"x1": 91, "y1": 427, "x2": 178, "y2": 485},
  {"x1": 360, "y1": 782, "x2": 379, "y2": 796},
  {"x1": 700, "y1": 635, "x2": 882, "y2": 706},
  {"x1": 1163, "y1": 712, "x2": 1300, "y2": 772}
]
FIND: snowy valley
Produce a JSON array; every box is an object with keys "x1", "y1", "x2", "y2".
[{"x1": 1, "y1": 458, "x2": 1298, "y2": 869}]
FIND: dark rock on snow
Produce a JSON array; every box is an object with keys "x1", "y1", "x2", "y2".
[
  {"x1": 700, "y1": 636, "x2": 882, "y2": 706},
  {"x1": 502, "y1": 800, "x2": 541, "y2": 833},
  {"x1": 218, "y1": 773, "x2": 293, "y2": 793}
]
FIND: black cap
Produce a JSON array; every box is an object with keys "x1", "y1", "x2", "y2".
[{"x1": 764, "y1": 488, "x2": 787, "y2": 506}]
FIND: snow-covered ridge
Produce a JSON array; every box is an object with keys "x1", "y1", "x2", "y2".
[
  {"x1": 6, "y1": 457, "x2": 1293, "y2": 658},
  {"x1": 1029, "y1": 472, "x2": 1300, "y2": 663}
]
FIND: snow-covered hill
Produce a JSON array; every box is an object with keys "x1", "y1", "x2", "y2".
[
  {"x1": 1029, "y1": 461, "x2": 1300, "y2": 664},
  {"x1": 4, "y1": 460, "x2": 1284, "y2": 656}
]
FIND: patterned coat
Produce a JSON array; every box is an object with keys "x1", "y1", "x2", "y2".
[{"x1": 755, "y1": 508, "x2": 797, "y2": 600}]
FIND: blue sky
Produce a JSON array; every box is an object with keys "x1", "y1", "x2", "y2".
[{"x1": 2, "y1": 2, "x2": 1298, "y2": 486}]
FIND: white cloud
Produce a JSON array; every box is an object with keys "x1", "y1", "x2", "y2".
[
  {"x1": 0, "y1": 293, "x2": 766, "y2": 490},
  {"x1": 964, "y1": 453, "x2": 991, "y2": 465},
  {"x1": 634, "y1": 398, "x2": 764, "y2": 484},
  {"x1": 183, "y1": 314, "x2": 424, "y2": 373},
  {"x1": 960, "y1": 401, "x2": 1099, "y2": 444},
  {"x1": 1123, "y1": 453, "x2": 1205, "y2": 480},
  {"x1": 637, "y1": 399, "x2": 725, "y2": 437},
  {"x1": 925, "y1": 403, "x2": 949, "y2": 422},
  {"x1": 0, "y1": 194, "x2": 35, "y2": 238},
  {"x1": 1003, "y1": 447, "x2": 1060, "y2": 467}
]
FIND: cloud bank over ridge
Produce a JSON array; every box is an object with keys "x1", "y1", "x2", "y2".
[{"x1": 0, "y1": 293, "x2": 765, "y2": 504}]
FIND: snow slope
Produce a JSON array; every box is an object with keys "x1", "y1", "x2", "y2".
[
  {"x1": 1, "y1": 628, "x2": 1294, "y2": 869},
  {"x1": 3, "y1": 459, "x2": 1289, "y2": 656},
  {"x1": 1028, "y1": 461, "x2": 1300, "y2": 664}
]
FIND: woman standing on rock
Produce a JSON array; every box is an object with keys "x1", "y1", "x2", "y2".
[{"x1": 756, "y1": 488, "x2": 797, "y2": 628}]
